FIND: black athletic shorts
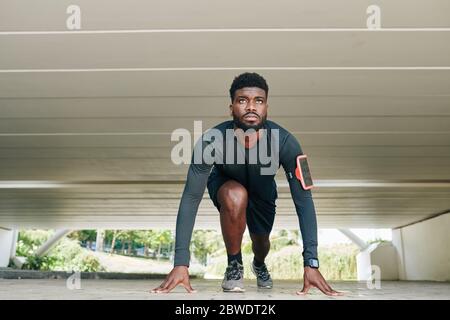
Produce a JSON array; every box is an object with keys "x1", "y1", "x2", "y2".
[{"x1": 207, "y1": 169, "x2": 276, "y2": 234}]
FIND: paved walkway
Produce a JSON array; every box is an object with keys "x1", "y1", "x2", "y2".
[{"x1": 0, "y1": 279, "x2": 449, "y2": 300}]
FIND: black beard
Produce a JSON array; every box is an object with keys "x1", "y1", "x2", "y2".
[{"x1": 233, "y1": 113, "x2": 266, "y2": 131}]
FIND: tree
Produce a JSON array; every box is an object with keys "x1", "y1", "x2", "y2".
[
  {"x1": 192, "y1": 230, "x2": 222, "y2": 265},
  {"x1": 68, "y1": 230, "x2": 96, "y2": 250},
  {"x1": 107, "y1": 230, "x2": 128, "y2": 255},
  {"x1": 152, "y1": 230, "x2": 173, "y2": 260},
  {"x1": 116, "y1": 230, "x2": 138, "y2": 255},
  {"x1": 104, "y1": 230, "x2": 174, "y2": 258},
  {"x1": 135, "y1": 230, "x2": 174, "y2": 259},
  {"x1": 135, "y1": 230, "x2": 155, "y2": 257}
]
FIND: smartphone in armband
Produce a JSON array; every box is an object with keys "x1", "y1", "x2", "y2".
[{"x1": 295, "y1": 155, "x2": 314, "y2": 190}]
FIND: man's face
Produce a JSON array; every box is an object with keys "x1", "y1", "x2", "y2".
[{"x1": 230, "y1": 87, "x2": 268, "y2": 131}]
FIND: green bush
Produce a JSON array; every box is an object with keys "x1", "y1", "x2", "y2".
[
  {"x1": 16, "y1": 230, "x2": 104, "y2": 272},
  {"x1": 317, "y1": 244, "x2": 358, "y2": 280},
  {"x1": 205, "y1": 244, "x2": 358, "y2": 280},
  {"x1": 22, "y1": 255, "x2": 57, "y2": 271}
]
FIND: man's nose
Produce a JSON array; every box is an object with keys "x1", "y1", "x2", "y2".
[{"x1": 245, "y1": 101, "x2": 257, "y2": 112}]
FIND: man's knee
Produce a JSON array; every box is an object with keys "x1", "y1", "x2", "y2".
[{"x1": 217, "y1": 180, "x2": 248, "y2": 219}]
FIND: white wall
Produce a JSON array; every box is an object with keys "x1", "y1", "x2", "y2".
[
  {"x1": 357, "y1": 242, "x2": 399, "y2": 281},
  {"x1": 392, "y1": 214, "x2": 450, "y2": 281},
  {"x1": 0, "y1": 228, "x2": 17, "y2": 267}
]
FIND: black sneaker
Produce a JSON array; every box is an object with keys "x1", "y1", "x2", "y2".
[
  {"x1": 222, "y1": 260, "x2": 245, "y2": 292},
  {"x1": 251, "y1": 260, "x2": 273, "y2": 289}
]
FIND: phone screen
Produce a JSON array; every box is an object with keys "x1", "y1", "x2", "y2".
[{"x1": 299, "y1": 157, "x2": 313, "y2": 188}]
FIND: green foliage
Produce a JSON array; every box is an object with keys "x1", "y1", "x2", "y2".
[
  {"x1": 366, "y1": 238, "x2": 389, "y2": 245},
  {"x1": 236, "y1": 231, "x2": 299, "y2": 256},
  {"x1": 191, "y1": 230, "x2": 222, "y2": 265},
  {"x1": 68, "y1": 230, "x2": 97, "y2": 243},
  {"x1": 318, "y1": 244, "x2": 358, "y2": 280},
  {"x1": 152, "y1": 230, "x2": 173, "y2": 248},
  {"x1": 206, "y1": 244, "x2": 358, "y2": 280},
  {"x1": 17, "y1": 230, "x2": 104, "y2": 272},
  {"x1": 15, "y1": 229, "x2": 51, "y2": 260},
  {"x1": 116, "y1": 230, "x2": 139, "y2": 254},
  {"x1": 46, "y1": 237, "x2": 104, "y2": 272},
  {"x1": 116, "y1": 230, "x2": 136, "y2": 242},
  {"x1": 104, "y1": 230, "x2": 115, "y2": 243},
  {"x1": 269, "y1": 236, "x2": 297, "y2": 251},
  {"x1": 22, "y1": 255, "x2": 57, "y2": 271},
  {"x1": 135, "y1": 230, "x2": 173, "y2": 255},
  {"x1": 241, "y1": 240, "x2": 253, "y2": 255},
  {"x1": 17, "y1": 229, "x2": 51, "y2": 248},
  {"x1": 97, "y1": 229, "x2": 175, "y2": 258}
]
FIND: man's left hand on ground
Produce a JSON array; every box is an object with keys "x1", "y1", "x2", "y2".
[{"x1": 297, "y1": 267, "x2": 344, "y2": 296}]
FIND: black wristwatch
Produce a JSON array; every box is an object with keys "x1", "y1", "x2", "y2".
[{"x1": 304, "y1": 258, "x2": 319, "y2": 269}]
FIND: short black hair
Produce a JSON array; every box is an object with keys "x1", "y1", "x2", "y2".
[{"x1": 229, "y1": 72, "x2": 269, "y2": 102}]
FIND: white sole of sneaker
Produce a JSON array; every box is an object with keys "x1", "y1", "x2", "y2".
[
  {"x1": 257, "y1": 285, "x2": 273, "y2": 289},
  {"x1": 223, "y1": 287, "x2": 246, "y2": 292}
]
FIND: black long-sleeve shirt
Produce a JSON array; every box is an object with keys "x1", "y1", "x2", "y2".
[{"x1": 173, "y1": 119, "x2": 318, "y2": 266}]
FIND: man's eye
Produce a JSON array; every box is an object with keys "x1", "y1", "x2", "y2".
[
  {"x1": 256, "y1": 100, "x2": 263, "y2": 104},
  {"x1": 239, "y1": 99, "x2": 246, "y2": 104}
]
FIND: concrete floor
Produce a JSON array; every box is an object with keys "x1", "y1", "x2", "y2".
[{"x1": 0, "y1": 279, "x2": 449, "y2": 300}]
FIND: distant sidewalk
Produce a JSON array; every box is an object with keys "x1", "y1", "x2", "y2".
[{"x1": 91, "y1": 251, "x2": 205, "y2": 276}]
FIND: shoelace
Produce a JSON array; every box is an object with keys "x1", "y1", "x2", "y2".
[
  {"x1": 254, "y1": 264, "x2": 271, "y2": 281},
  {"x1": 225, "y1": 261, "x2": 243, "y2": 280}
]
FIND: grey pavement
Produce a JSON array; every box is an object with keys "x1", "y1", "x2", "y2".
[{"x1": 0, "y1": 279, "x2": 449, "y2": 300}]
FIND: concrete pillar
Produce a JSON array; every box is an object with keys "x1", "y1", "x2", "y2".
[
  {"x1": 392, "y1": 213, "x2": 449, "y2": 281},
  {"x1": 35, "y1": 229, "x2": 71, "y2": 257},
  {"x1": 95, "y1": 229, "x2": 104, "y2": 252},
  {"x1": 0, "y1": 228, "x2": 18, "y2": 267},
  {"x1": 338, "y1": 228, "x2": 367, "y2": 250}
]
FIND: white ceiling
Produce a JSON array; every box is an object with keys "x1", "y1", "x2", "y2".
[{"x1": 0, "y1": 0, "x2": 449, "y2": 230}]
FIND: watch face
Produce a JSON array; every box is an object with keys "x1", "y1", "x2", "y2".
[{"x1": 309, "y1": 259, "x2": 319, "y2": 268}]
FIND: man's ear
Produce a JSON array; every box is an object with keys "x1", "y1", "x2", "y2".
[{"x1": 229, "y1": 104, "x2": 233, "y2": 116}]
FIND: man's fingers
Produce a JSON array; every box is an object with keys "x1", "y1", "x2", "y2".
[
  {"x1": 322, "y1": 280, "x2": 334, "y2": 292},
  {"x1": 316, "y1": 284, "x2": 334, "y2": 296},
  {"x1": 296, "y1": 285, "x2": 311, "y2": 295},
  {"x1": 296, "y1": 275, "x2": 312, "y2": 295},
  {"x1": 163, "y1": 277, "x2": 176, "y2": 289},
  {"x1": 165, "y1": 279, "x2": 180, "y2": 292},
  {"x1": 181, "y1": 282, "x2": 197, "y2": 293},
  {"x1": 320, "y1": 280, "x2": 344, "y2": 296},
  {"x1": 317, "y1": 284, "x2": 342, "y2": 296},
  {"x1": 320, "y1": 279, "x2": 334, "y2": 291},
  {"x1": 303, "y1": 276, "x2": 310, "y2": 286},
  {"x1": 330, "y1": 289, "x2": 345, "y2": 296},
  {"x1": 315, "y1": 281, "x2": 333, "y2": 296},
  {"x1": 182, "y1": 279, "x2": 197, "y2": 293},
  {"x1": 151, "y1": 280, "x2": 168, "y2": 293},
  {"x1": 151, "y1": 279, "x2": 175, "y2": 293}
]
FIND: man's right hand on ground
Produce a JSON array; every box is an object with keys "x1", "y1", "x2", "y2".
[{"x1": 151, "y1": 266, "x2": 197, "y2": 294}]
